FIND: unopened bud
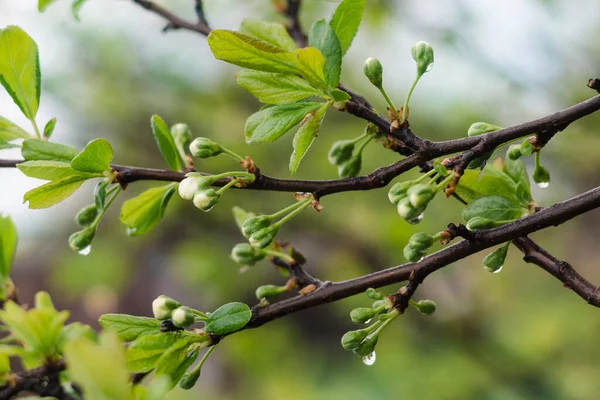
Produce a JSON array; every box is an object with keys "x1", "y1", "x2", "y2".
[
  {"x1": 249, "y1": 226, "x2": 279, "y2": 249},
  {"x1": 152, "y1": 295, "x2": 182, "y2": 320},
  {"x1": 520, "y1": 139, "x2": 533, "y2": 156},
  {"x1": 403, "y1": 245, "x2": 425, "y2": 263},
  {"x1": 363, "y1": 57, "x2": 383, "y2": 89},
  {"x1": 408, "y1": 184, "x2": 435, "y2": 208},
  {"x1": 350, "y1": 307, "x2": 377, "y2": 324},
  {"x1": 388, "y1": 181, "x2": 411, "y2": 205},
  {"x1": 179, "y1": 367, "x2": 201, "y2": 390},
  {"x1": 75, "y1": 204, "x2": 98, "y2": 226},
  {"x1": 483, "y1": 242, "x2": 509, "y2": 273},
  {"x1": 193, "y1": 189, "x2": 220, "y2": 212},
  {"x1": 241, "y1": 215, "x2": 272, "y2": 238},
  {"x1": 414, "y1": 299, "x2": 436, "y2": 315},
  {"x1": 178, "y1": 175, "x2": 209, "y2": 200},
  {"x1": 411, "y1": 41, "x2": 434, "y2": 76},
  {"x1": 353, "y1": 333, "x2": 379, "y2": 357},
  {"x1": 341, "y1": 328, "x2": 370, "y2": 350},
  {"x1": 366, "y1": 288, "x2": 384, "y2": 300},
  {"x1": 533, "y1": 163, "x2": 550, "y2": 188},
  {"x1": 396, "y1": 197, "x2": 421, "y2": 221},
  {"x1": 328, "y1": 140, "x2": 355, "y2": 166},
  {"x1": 189, "y1": 137, "x2": 222, "y2": 159},
  {"x1": 68, "y1": 227, "x2": 95, "y2": 252},
  {"x1": 171, "y1": 306, "x2": 196, "y2": 328},
  {"x1": 506, "y1": 145, "x2": 522, "y2": 160},
  {"x1": 338, "y1": 154, "x2": 362, "y2": 178},
  {"x1": 255, "y1": 284, "x2": 287, "y2": 300},
  {"x1": 408, "y1": 232, "x2": 434, "y2": 250},
  {"x1": 231, "y1": 243, "x2": 267, "y2": 266},
  {"x1": 467, "y1": 122, "x2": 502, "y2": 137}
]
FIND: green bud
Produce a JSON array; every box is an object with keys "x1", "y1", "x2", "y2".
[
  {"x1": 520, "y1": 139, "x2": 533, "y2": 156},
  {"x1": 255, "y1": 284, "x2": 288, "y2": 300},
  {"x1": 68, "y1": 227, "x2": 95, "y2": 252},
  {"x1": 241, "y1": 215, "x2": 273, "y2": 238},
  {"x1": 388, "y1": 181, "x2": 411, "y2": 205},
  {"x1": 193, "y1": 189, "x2": 220, "y2": 212},
  {"x1": 414, "y1": 299, "x2": 436, "y2": 315},
  {"x1": 353, "y1": 333, "x2": 379, "y2": 357},
  {"x1": 433, "y1": 160, "x2": 448, "y2": 176},
  {"x1": 408, "y1": 232, "x2": 434, "y2": 250},
  {"x1": 338, "y1": 154, "x2": 362, "y2": 178},
  {"x1": 189, "y1": 137, "x2": 223, "y2": 159},
  {"x1": 465, "y1": 216, "x2": 507, "y2": 231},
  {"x1": 411, "y1": 41, "x2": 434, "y2": 76},
  {"x1": 366, "y1": 288, "x2": 384, "y2": 300},
  {"x1": 396, "y1": 197, "x2": 423, "y2": 222},
  {"x1": 171, "y1": 306, "x2": 196, "y2": 328},
  {"x1": 371, "y1": 299, "x2": 391, "y2": 310},
  {"x1": 328, "y1": 140, "x2": 355, "y2": 166},
  {"x1": 231, "y1": 243, "x2": 267, "y2": 266},
  {"x1": 533, "y1": 162, "x2": 550, "y2": 188},
  {"x1": 350, "y1": 307, "x2": 377, "y2": 324},
  {"x1": 179, "y1": 367, "x2": 201, "y2": 390},
  {"x1": 506, "y1": 145, "x2": 522, "y2": 160},
  {"x1": 75, "y1": 204, "x2": 98, "y2": 226},
  {"x1": 483, "y1": 242, "x2": 509, "y2": 273},
  {"x1": 407, "y1": 184, "x2": 436, "y2": 209},
  {"x1": 341, "y1": 328, "x2": 370, "y2": 350},
  {"x1": 249, "y1": 226, "x2": 279, "y2": 249},
  {"x1": 43, "y1": 117, "x2": 57, "y2": 139},
  {"x1": 152, "y1": 295, "x2": 182, "y2": 320},
  {"x1": 363, "y1": 57, "x2": 383, "y2": 89},
  {"x1": 171, "y1": 123, "x2": 193, "y2": 149},
  {"x1": 403, "y1": 245, "x2": 425, "y2": 263},
  {"x1": 467, "y1": 122, "x2": 502, "y2": 137}
]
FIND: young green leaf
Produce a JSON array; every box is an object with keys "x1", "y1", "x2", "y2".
[
  {"x1": 0, "y1": 116, "x2": 31, "y2": 141},
  {"x1": 151, "y1": 115, "x2": 181, "y2": 171},
  {"x1": 23, "y1": 175, "x2": 93, "y2": 209},
  {"x1": 330, "y1": 89, "x2": 351, "y2": 102},
  {"x1": 38, "y1": 0, "x2": 58, "y2": 11},
  {"x1": 239, "y1": 19, "x2": 297, "y2": 52},
  {"x1": 43, "y1": 117, "x2": 56, "y2": 139},
  {"x1": 154, "y1": 344, "x2": 200, "y2": 390},
  {"x1": 294, "y1": 47, "x2": 328, "y2": 90},
  {"x1": 126, "y1": 333, "x2": 199, "y2": 373},
  {"x1": 22, "y1": 139, "x2": 78, "y2": 162},
  {"x1": 0, "y1": 214, "x2": 17, "y2": 280},
  {"x1": 64, "y1": 331, "x2": 131, "y2": 400},
  {"x1": 98, "y1": 314, "x2": 162, "y2": 342},
  {"x1": 455, "y1": 164, "x2": 520, "y2": 204},
  {"x1": 289, "y1": 103, "x2": 328, "y2": 173},
  {"x1": 72, "y1": 0, "x2": 89, "y2": 20},
  {"x1": 0, "y1": 142, "x2": 18, "y2": 150},
  {"x1": 504, "y1": 156, "x2": 531, "y2": 204},
  {"x1": 205, "y1": 302, "x2": 252, "y2": 335},
  {"x1": 462, "y1": 195, "x2": 526, "y2": 224},
  {"x1": 245, "y1": 102, "x2": 322, "y2": 143},
  {"x1": 71, "y1": 138, "x2": 114, "y2": 173},
  {"x1": 330, "y1": 0, "x2": 365, "y2": 55},
  {"x1": 207, "y1": 30, "x2": 298, "y2": 74},
  {"x1": 17, "y1": 160, "x2": 100, "y2": 181},
  {"x1": 120, "y1": 183, "x2": 177, "y2": 236},
  {"x1": 0, "y1": 26, "x2": 41, "y2": 120},
  {"x1": 236, "y1": 70, "x2": 324, "y2": 104},
  {"x1": 308, "y1": 19, "x2": 342, "y2": 88}
]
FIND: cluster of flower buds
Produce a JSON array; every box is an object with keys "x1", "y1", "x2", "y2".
[
  {"x1": 388, "y1": 168, "x2": 451, "y2": 224},
  {"x1": 328, "y1": 125, "x2": 378, "y2": 178},
  {"x1": 239, "y1": 195, "x2": 314, "y2": 249},
  {"x1": 178, "y1": 171, "x2": 254, "y2": 212},
  {"x1": 403, "y1": 232, "x2": 439, "y2": 262},
  {"x1": 506, "y1": 140, "x2": 533, "y2": 161},
  {"x1": 151, "y1": 295, "x2": 204, "y2": 329}
]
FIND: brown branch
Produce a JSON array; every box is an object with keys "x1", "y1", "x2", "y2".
[
  {"x1": 0, "y1": 360, "x2": 72, "y2": 399},
  {"x1": 280, "y1": 0, "x2": 307, "y2": 48},
  {"x1": 131, "y1": 0, "x2": 211, "y2": 35}
]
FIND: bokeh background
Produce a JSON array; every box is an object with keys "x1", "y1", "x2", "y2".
[{"x1": 1, "y1": 0, "x2": 600, "y2": 399}]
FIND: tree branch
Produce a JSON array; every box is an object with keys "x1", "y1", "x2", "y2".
[{"x1": 131, "y1": 0, "x2": 211, "y2": 35}]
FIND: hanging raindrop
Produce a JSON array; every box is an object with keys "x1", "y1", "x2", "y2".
[
  {"x1": 407, "y1": 213, "x2": 424, "y2": 225},
  {"x1": 78, "y1": 245, "x2": 92, "y2": 256},
  {"x1": 362, "y1": 351, "x2": 376, "y2": 366}
]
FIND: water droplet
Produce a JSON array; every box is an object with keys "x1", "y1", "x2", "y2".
[
  {"x1": 536, "y1": 181, "x2": 549, "y2": 189},
  {"x1": 407, "y1": 213, "x2": 424, "y2": 225},
  {"x1": 425, "y1": 63, "x2": 434, "y2": 72},
  {"x1": 362, "y1": 351, "x2": 376, "y2": 366},
  {"x1": 485, "y1": 265, "x2": 503, "y2": 274},
  {"x1": 78, "y1": 245, "x2": 92, "y2": 256}
]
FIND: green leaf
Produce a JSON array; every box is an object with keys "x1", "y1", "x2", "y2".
[
  {"x1": 207, "y1": 30, "x2": 298, "y2": 74},
  {"x1": 240, "y1": 19, "x2": 297, "y2": 52},
  {"x1": 0, "y1": 26, "x2": 41, "y2": 120},
  {"x1": 0, "y1": 214, "x2": 17, "y2": 279},
  {"x1": 294, "y1": 47, "x2": 328, "y2": 89},
  {"x1": 150, "y1": 115, "x2": 181, "y2": 171},
  {"x1": 120, "y1": 183, "x2": 177, "y2": 236},
  {"x1": 330, "y1": 89, "x2": 351, "y2": 102},
  {"x1": 17, "y1": 160, "x2": 100, "y2": 181},
  {"x1": 0, "y1": 142, "x2": 18, "y2": 150},
  {"x1": 71, "y1": 138, "x2": 114, "y2": 173},
  {"x1": 236, "y1": 70, "x2": 324, "y2": 104},
  {"x1": 308, "y1": 19, "x2": 342, "y2": 88},
  {"x1": 126, "y1": 333, "x2": 200, "y2": 373},
  {"x1": 504, "y1": 157, "x2": 531, "y2": 204},
  {"x1": 232, "y1": 206, "x2": 256, "y2": 231},
  {"x1": 330, "y1": 0, "x2": 365, "y2": 55},
  {"x1": 455, "y1": 164, "x2": 520, "y2": 204},
  {"x1": 64, "y1": 331, "x2": 131, "y2": 400},
  {"x1": 462, "y1": 195, "x2": 526, "y2": 224},
  {"x1": 154, "y1": 343, "x2": 200, "y2": 389},
  {"x1": 289, "y1": 103, "x2": 328, "y2": 173},
  {"x1": 23, "y1": 175, "x2": 91, "y2": 209},
  {"x1": 22, "y1": 139, "x2": 78, "y2": 162},
  {"x1": 38, "y1": 0, "x2": 58, "y2": 12},
  {"x1": 205, "y1": 302, "x2": 252, "y2": 335},
  {"x1": 72, "y1": 0, "x2": 89, "y2": 20},
  {"x1": 98, "y1": 314, "x2": 162, "y2": 342},
  {"x1": 245, "y1": 102, "x2": 322, "y2": 143},
  {"x1": 42, "y1": 117, "x2": 56, "y2": 139},
  {"x1": 0, "y1": 116, "x2": 30, "y2": 141}
]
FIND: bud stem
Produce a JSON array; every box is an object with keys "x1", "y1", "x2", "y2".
[
  {"x1": 191, "y1": 309, "x2": 209, "y2": 321},
  {"x1": 355, "y1": 134, "x2": 373, "y2": 155},
  {"x1": 401, "y1": 74, "x2": 422, "y2": 124},
  {"x1": 186, "y1": 344, "x2": 216, "y2": 381},
  {"x1": 268, "y1": 198, "x2": 313, "y2": 220},
  {"x1": 435, "y1": 174, "x2": 454, "y2": 191},
  {"x1": 215, "y1": 178, "x2": 242, "y2": 195},
  {"x1": 221, "y1": 147, "x2": 245, "y2": 162},
  {"x1": 89, "y1": 185, "x2": 121, "y2": 230},
  {"x1": 265, "y1": 250, "x2": 296, "y2": 263},
  {"x1": 378, "y1": 87, "x2": 402, "y2": 122},
  {"x1": 271, "y1": 198, "x2": 313, "y2": 229}
]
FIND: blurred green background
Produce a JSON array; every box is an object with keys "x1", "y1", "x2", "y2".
[{"x1": 1, "y1": 0, "x2": 600, "y2": 399}]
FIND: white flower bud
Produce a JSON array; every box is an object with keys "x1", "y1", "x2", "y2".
[
  {"x1": 152, "y1": 295, "x2": 181, "y2": 320},
  {"x1": 178, "y1": 176, "x2": 203, "y2": 200},
  {"x1": 193, "y1": 189, "x2": 220, "y2": 212},
  {"x1": 171, "y1": 306, "x2": 195, "y2": 328}
]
